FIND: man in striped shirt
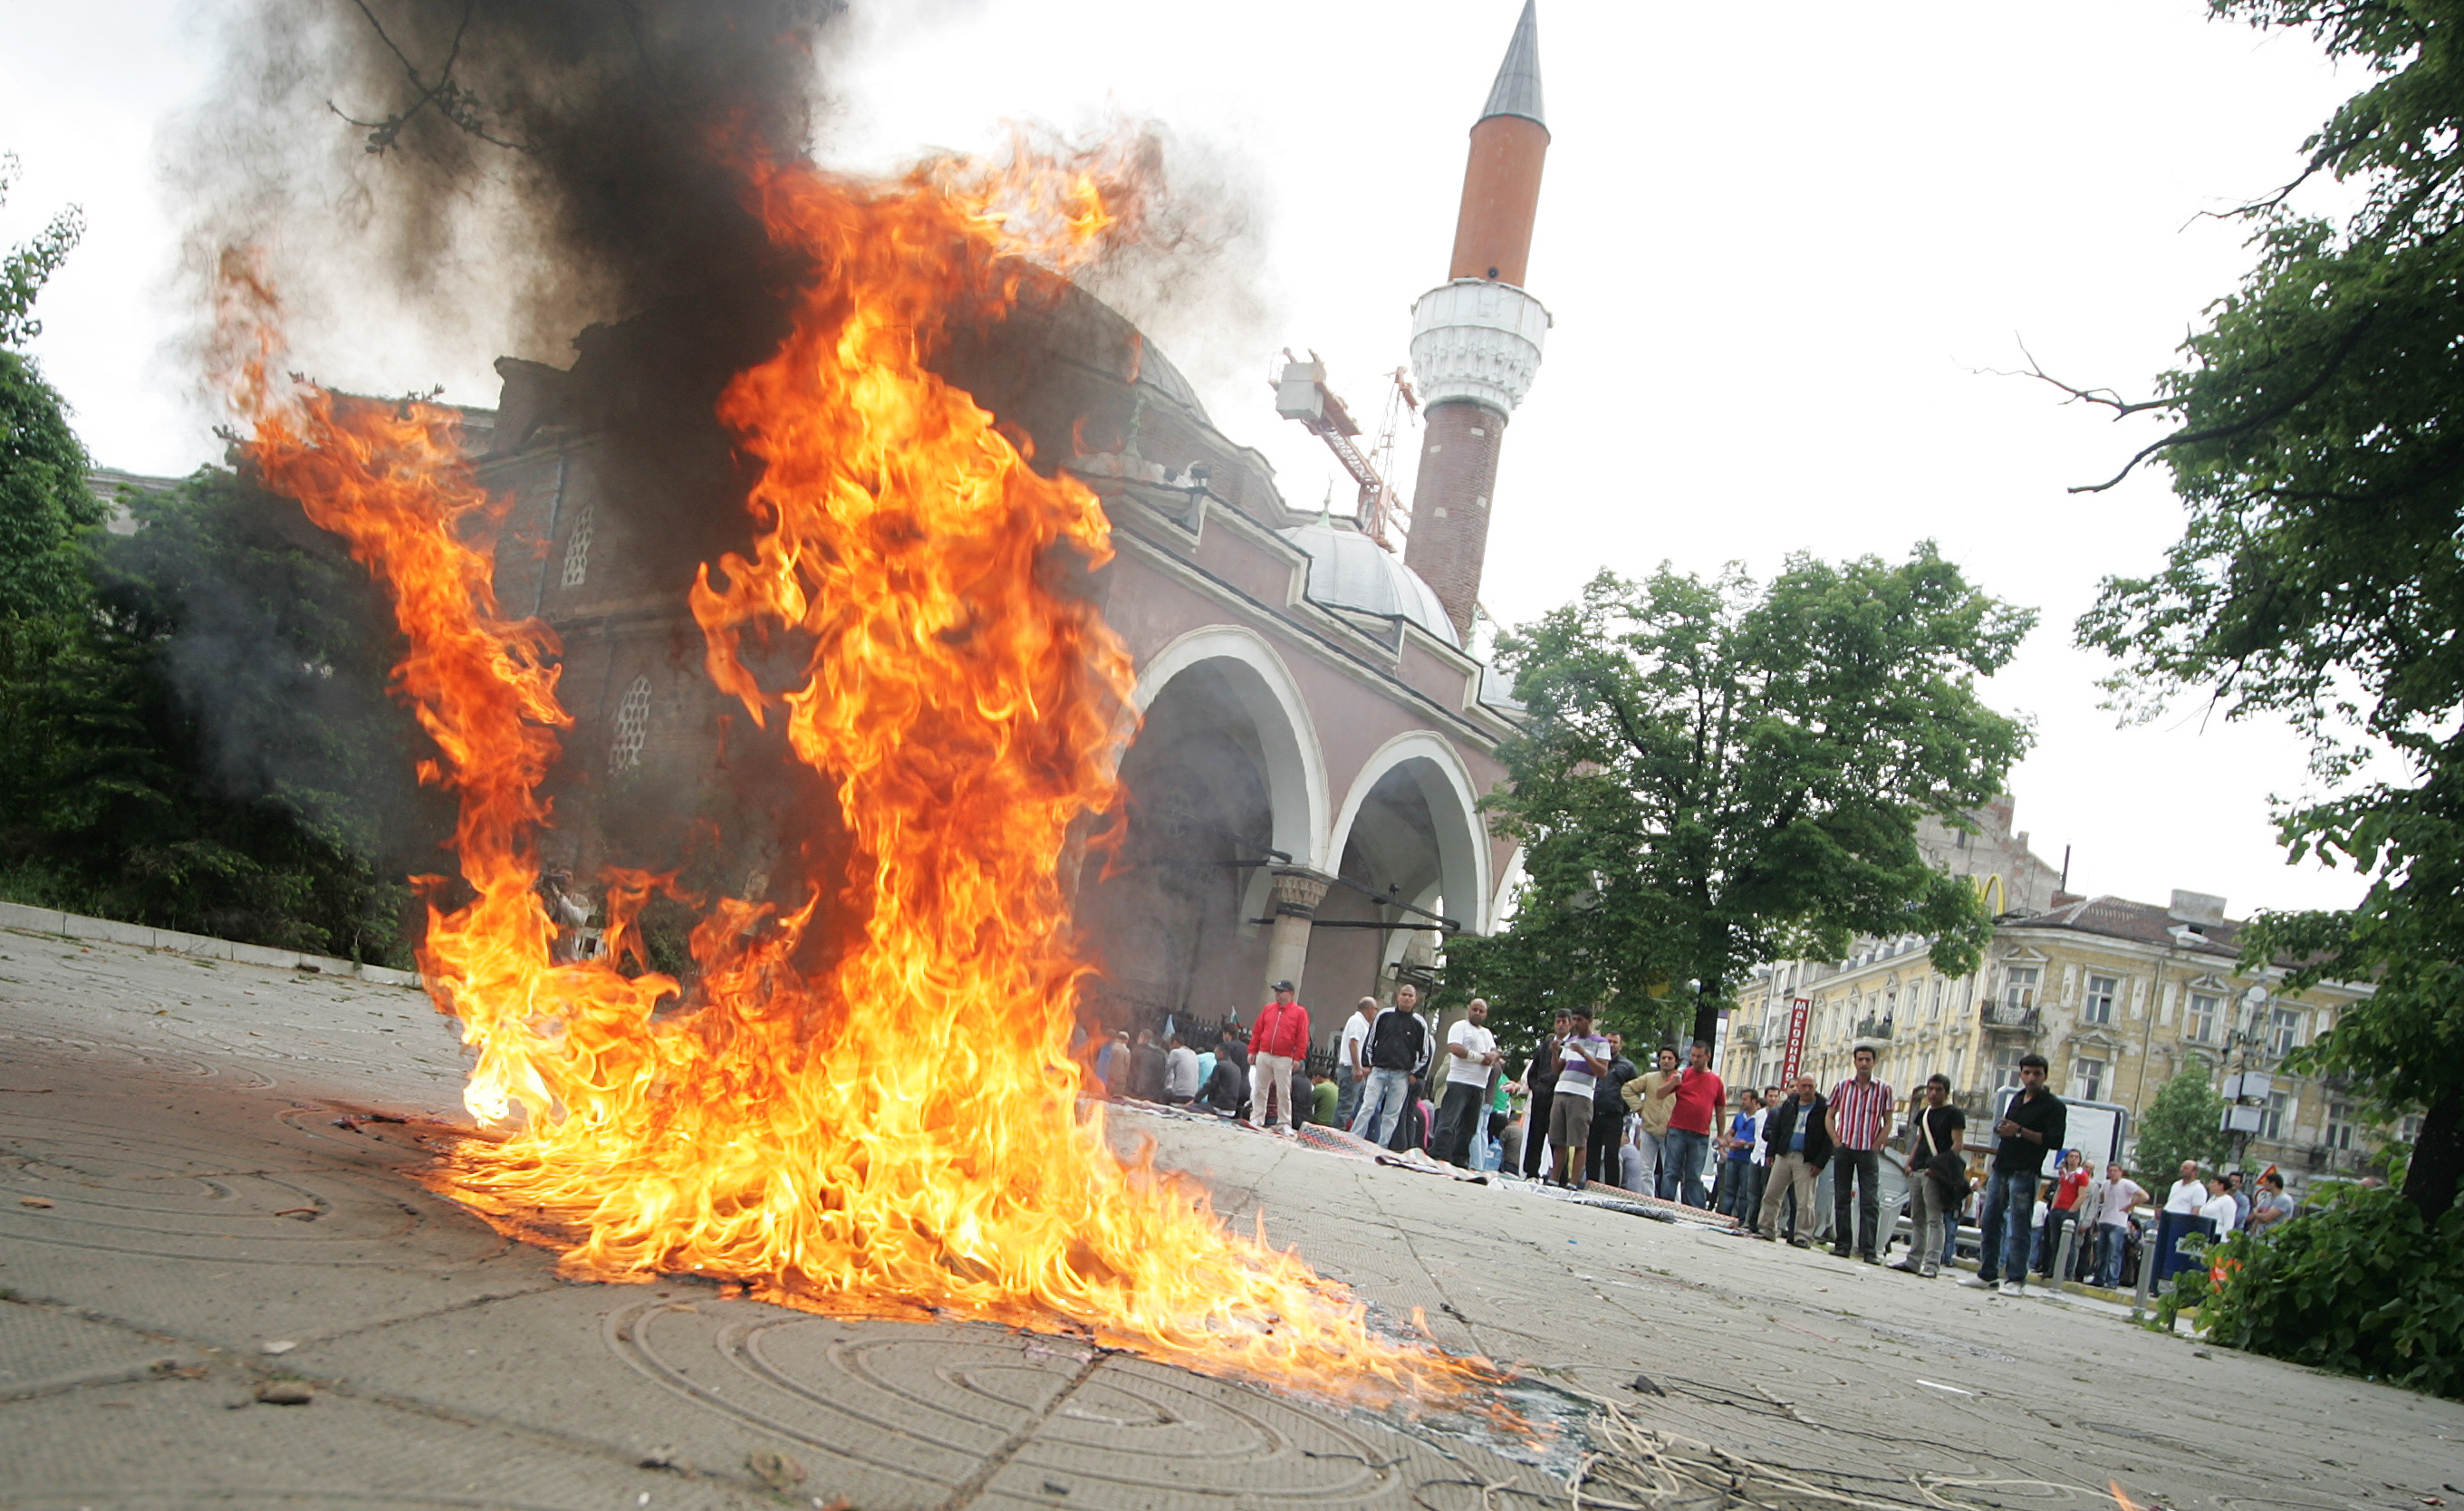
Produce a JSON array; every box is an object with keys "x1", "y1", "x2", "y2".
[{"x1": 1825, "y1": 1043, "x2": 1895, "y2": 1264}]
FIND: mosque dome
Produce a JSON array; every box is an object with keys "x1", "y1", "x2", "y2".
[{"x1": 1276, "y1": 519, "x2": 1459, "y2": 650}]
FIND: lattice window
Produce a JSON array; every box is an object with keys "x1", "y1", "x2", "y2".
[
  {"x1": 2268, "y1": 1006, "x2": 2302, "y2": 1057},
  {"x1": 2072, "y1": 1057, "x2": 2105, "y2": 1102},
  {"x1": 611, "y1": 675, "x2": 650, "y2": 771},
  {"x1": 2004, "y1": 965, "x2": 2038, "y2": 1011},
  {"x1": 2084, "y1": 975, "x2": 2117, "y2": 1025},
  {"x1": 561, "y1": 500, "x2": 596, "y2": 589},
  {"x1": 2186, "y1": 992, "x2": 2219, "y2": 1044}
]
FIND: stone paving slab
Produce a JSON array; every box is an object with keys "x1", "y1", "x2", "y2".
[{"x1": 4, "y1": 923, "x2": 2461, "y2": 1511}]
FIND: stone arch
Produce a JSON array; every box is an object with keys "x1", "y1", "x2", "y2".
[
  {"x1": 1325, "y1": 730, "x2": 1493, "y2": 936},
  {"x1": 1130, "y1": 627, "x2": 1330, "y2": 871}
]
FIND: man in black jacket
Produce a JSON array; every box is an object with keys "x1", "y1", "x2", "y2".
[
  {"x1": 1754, "y1": 1073, "x2": 1832, "y2": 1246},
  {"x1": 1347, "y1": 984, "x2": 1431, "y2": 1145}
]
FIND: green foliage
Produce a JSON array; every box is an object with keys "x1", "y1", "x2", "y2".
[
  {"x1": 0, "y1": 349, "x2": 99, "y2": 626},
  {"x1": 1452, "y1": 546, "x2": 2032, "y2": 1050},
  {"x1": 2132, "y1": 1068, "x2": 2230, "y2": 1190},
  {"x1": 0, "y1": 468, "x2": 442, "y2": 964},
  {"x1": 2074, "y1": 0, "x2": 2464, "y2": 1220},
  {"x1": 0, "y1": 152, "x2": 84, "y2": 349},
  {"x1": 2200, "y1": 1181, "x2": 2464, "y2": 1399}
]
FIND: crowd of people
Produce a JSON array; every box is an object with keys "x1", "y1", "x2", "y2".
[{"x1": 1089, "y1": 986, "x2": 2291, "y2": 1297}]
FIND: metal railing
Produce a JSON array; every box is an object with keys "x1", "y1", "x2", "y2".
[{"x1": 1979, "y1": 1002, "x2": 2040, "y2": 1032}]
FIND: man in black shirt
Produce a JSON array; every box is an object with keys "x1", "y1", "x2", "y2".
[
  {"x1": 1963, "y1": 1053, "x2": 2065, "y2": 1296},
  {"x1": 1893, "y1": 1073, "x2": 1967, "y2": 1277}
]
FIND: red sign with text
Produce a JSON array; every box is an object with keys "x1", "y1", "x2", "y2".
[{"x1": 1781, "y1": 997, "x2": 1811, "y2": 1083}]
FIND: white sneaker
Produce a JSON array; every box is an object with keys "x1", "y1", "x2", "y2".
[
  {"x1": 1998, "y1": 1280, "x2": 2025, "y2": 1296},
  {"x1": 1959, "y1": 1275, "x2": 1994, "y2": 1289}
]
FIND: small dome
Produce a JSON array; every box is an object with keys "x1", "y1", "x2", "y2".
[{"x1": 1276, "y1": 520, "x2": 1459, "y2": 649}]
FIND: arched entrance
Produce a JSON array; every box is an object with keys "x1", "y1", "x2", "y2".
[
  {"x1": 1073, "y1": 631, "x2": 1327, "y2": 1029},
  {"x1": 1305, "y1": 733, "x2": 1491, "y2": 1012}
]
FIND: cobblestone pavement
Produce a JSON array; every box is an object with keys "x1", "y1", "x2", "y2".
[{"x1": 3, "y1": 924, "x2": 2459, "y2": 1510}]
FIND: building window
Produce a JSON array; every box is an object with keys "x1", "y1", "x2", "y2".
[
  {"x1": 561, "y1": 500, "x2": 596, "y2": 589},
  {"x1": 611, "y1": 675, "x2": 651, "y2": 771},
  {"x1": 2084, "y1": 975, "x2": 2117, "y2": 1026},
  {"x1": 2261, "y1": 1091, "x2": 2289, "y2": 1142},
  {"x1": 1995, "y1": 1046, "x2": 2026, "y2": 1090},
  {"x1": 2073, "y1": 1057, "x2": 2106, "y2": 1102},
  {"x1": 2004, "y1": 966, "x2": 2038, "y2": 1011},
  {"x1": 2398, "y1": 1113, "x2": 2422, "y2": 1145},
  {"x1": 2328, "y1": 1102, "x2": 2358, "y2": 1151},
  {"x1": 1930, "y1": 979, "x2": 1944, "y2": 1022},
  {"x1": 2268, "y1": 1007, "x2": 2301, "y2": 1057},
  {"x1": 1948, "y1": 1045, "x2": 1965, "y2": 1090},
  {"x1": 2187, "y1": 992, "x2": 2219, "y2": 1044}
]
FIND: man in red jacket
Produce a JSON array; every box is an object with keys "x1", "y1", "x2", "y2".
[{"x1": 1249, "y1": 980, "x2": 1312, "y2": 1132}]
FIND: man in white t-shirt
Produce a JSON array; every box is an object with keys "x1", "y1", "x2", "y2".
[
  {"x1": 2150, "y1": 1160, "x2": 2211, "y2": 1289},
  {"x1": 2091, "y1": 1162, "x2": 2147, "y2": 1289},
  {"x1": 1334, "y1": 997, "x2": 1377, "y2": 1131},
  {"x1": 2199, "y1": 1172, "x2": 2239, "y2": 1236},
  {"x1": 1432, "y1": 998, "x2": 1501, "y2": 1168},
  {"x1": 2165, "y1": 1160, "x2": 2207, "y2": 1214}
]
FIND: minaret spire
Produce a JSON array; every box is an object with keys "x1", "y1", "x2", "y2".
[{"x1": 1406, "y1": 3, "x2": 1552, "y2": 643}]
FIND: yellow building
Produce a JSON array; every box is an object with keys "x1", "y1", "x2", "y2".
[{"x1": 1723, "y1": 887, "x2": 2382, "y2": 1194}]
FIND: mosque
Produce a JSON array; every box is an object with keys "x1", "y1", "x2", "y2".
[{"x1": 467, "y1": 5, "x2": 1555, "y2": 1038}]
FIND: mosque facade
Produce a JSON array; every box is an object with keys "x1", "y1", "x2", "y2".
[{"x1": 466, "y1": 5, "x2": 1556, "y2": 1036}]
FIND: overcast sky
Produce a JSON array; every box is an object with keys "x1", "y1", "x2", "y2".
[{"x1": 0, "y1": 0, "x2": 2380, "y2": 919}]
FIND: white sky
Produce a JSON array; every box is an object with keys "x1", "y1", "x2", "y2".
[{"x1": 0, "y1": 0, "x2": 2382, "y2": 919}]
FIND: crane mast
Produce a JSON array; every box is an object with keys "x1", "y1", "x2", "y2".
[{"x1": 1272, "y1": 351, "x2": 1418, "y2": 550}]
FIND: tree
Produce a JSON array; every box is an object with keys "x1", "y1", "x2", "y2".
[
  {"x1": 0, "y1": 152, "x2": 98, "y2": 627},
  {"x1": 0, "y1": 467, "x2": 441, "y2": 964},
  {"x1": 2132, "y1": 1067, "x2": 2230, "y2": 1192},
  {"x1": 1451, "y1": 545, "x2": 2034, "y2": 1052},
  {"x1": 2068, "y1": 1, "x2": 2464, "y2": 1222}
]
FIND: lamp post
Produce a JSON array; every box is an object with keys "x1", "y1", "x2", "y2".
[{"x1": 2221, "y1": 983, "x2": 2271, "y2": 1171}]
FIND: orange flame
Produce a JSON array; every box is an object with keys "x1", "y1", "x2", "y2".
[{"x1": 216, "y1": 143, "x2": 1487, "y2": 1406}]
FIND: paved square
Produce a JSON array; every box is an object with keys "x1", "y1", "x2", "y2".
[{"x1": 3, "y1": 925, "x2": 2456, "y2": 1509}]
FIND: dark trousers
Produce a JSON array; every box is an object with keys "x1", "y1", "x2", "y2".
[
  {"x1": 1831, "y1": 1147, "x2": 1882, "y2": 1256},
  {"x1": 1432, "y1": 1081, "x2": 1487, "y2": 1168},
  {"x1": 1522, "y1": 1088, "x2": 1555, "y2": 1178},
  {"x1": 1584, "y1": 1107, "x2": 1621, "y2": 1184},
  {"x1": 2038, "y1": 1208, "x2": 2079, "y2": 1278},
  {"x1": 1715, "y1": 1158, "x2": 1756, "y2": 1217}
]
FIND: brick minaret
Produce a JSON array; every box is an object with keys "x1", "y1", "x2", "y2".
[{"x1": 1404, "y1": 0, "x2": 1551, "y2": 644}]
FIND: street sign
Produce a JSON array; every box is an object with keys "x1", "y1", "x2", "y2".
[{"x1": 1780, "y1": 997, "x2": 1810, "y2": 1083}]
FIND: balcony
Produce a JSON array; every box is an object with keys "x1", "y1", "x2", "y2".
[
  {"x1": 1979, "y1": 1002, "x2": 2040, "y2": 1033},
  {"x1": 1854, "y1": 1016, "x2": 1894, "y2": 1041}
]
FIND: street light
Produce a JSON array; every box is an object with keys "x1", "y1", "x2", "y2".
[{"x1": 2221, "y1": 983, "x2": 2272, "y2": 1169}]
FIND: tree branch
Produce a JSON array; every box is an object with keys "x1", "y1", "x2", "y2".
[{"x1": 330, "y1": 0, "x2": 531, "y2": 155}]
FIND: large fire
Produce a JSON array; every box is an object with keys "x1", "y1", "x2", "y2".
[{"x1": 214, "y1": 143, "x2": 1486, "y2": 1403}]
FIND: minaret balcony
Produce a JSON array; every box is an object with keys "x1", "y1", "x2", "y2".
[{"x1": 1409, "y1": 278, "x2": 1551, "y2": 413}]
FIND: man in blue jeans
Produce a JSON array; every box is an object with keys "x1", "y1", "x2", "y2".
[
  {"x1": 1962, "y1": 1053, "x2": 2066, "y2": 1296},
  {"x1": 2091, "y1": 1161, "x2": 2147, "y2": 1289}
]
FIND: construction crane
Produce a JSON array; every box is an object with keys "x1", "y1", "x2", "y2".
[{"x1": 1272, "y1": 351, "x2": 1419, "y2": 551}]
